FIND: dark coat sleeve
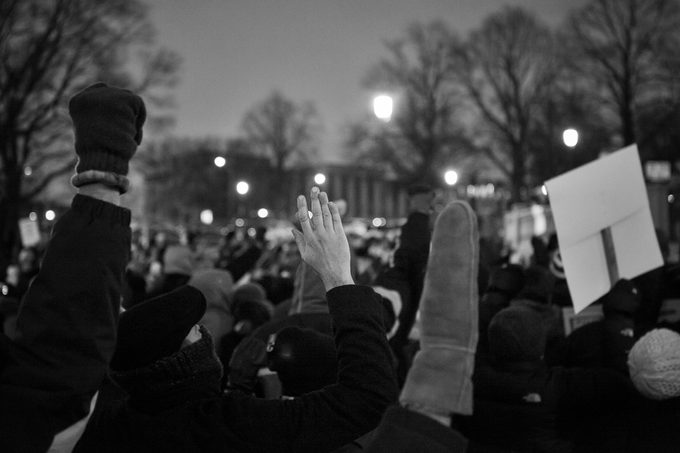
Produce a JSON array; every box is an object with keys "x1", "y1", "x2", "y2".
[
  {"x1": 0, "y1": 195, "x2": 130, "y2": 452},
  {"x1": 222, "y1": 285, "x2": 399, "y2": 453}
]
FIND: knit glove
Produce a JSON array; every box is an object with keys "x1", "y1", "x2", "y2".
[
  {"x1": 400, "y1": 201, "x2": 479, "y2": 416},
  {"x1": 69, "y1": 82, "x2": 146, "y2": 193}
]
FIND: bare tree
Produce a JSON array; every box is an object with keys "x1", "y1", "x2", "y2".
[
  {"x1": 564, "y1": 0, "x2": 680, "y2": 150},
  {"x1": 453, "y1": 7, "x2": 558, "y2": 201},
  {"x1": 346, "y1": 21, "x2": 464, "y2": 186},
  {"x1": 0, "y1": 0, "x2": 180, "y2": 263},
  {"x1": 241, "y1": 90, "x2": 320, "y2": 213}
]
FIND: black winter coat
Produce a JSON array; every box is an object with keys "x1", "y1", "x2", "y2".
[{"x1": 75, "y1": 285, "x2": 398, "y2": 453}]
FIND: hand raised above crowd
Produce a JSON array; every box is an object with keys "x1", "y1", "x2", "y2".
[{"x1": 292, "y1": 187, "x2": 353, "y2": 291}]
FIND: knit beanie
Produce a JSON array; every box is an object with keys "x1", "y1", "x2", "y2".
[
  {"x1": 488, "y1": 306, "x2": 547, "y2": 363},
  {"x1": 188, "y1": 269, "x2": 234, "y2": 312},
  {"x1": 516, "y1": 266, "x2": 555, "y2": 305},
  {"x1": 267, "y1": 326, "x2": 338, "y2": 396},
  {"x1": 112, "y1": 326, "x2": 223, "y2": 413},
  {"x1": 487, "y1": 264, "x2": 525, "y2": 298},
  {"x1": 69, "y1": 82, "x2": 146, "y2": 193},
  {"x1": 111, "y1": 285, "x2": 207, "y2": 372},
  {"x1": 628, "y1": 328, "x2": 680, "y2": 400},
  {"x1": 163, "y1": 245, "x2": 194, "y2": 276},
  {"x1": 232, "y1": 282, "x2": 268, "y2": 307}
]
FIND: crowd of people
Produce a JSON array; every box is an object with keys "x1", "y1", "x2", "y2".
[{"x1": 2, "y1": 84, "x2": 680, "y2": 453}]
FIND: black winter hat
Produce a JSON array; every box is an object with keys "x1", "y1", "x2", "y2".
[
  {"x1": 111, "y1": 285, "x2": 206, "y2": 372},
  {"x1": 516, "y1": 266, "x2": 555, "y2": 305},
  {"x1": 601, "y1": 279, "x2": 640, "y2": 317},
  {"x1": 487, "y1": 264, "x2": 525, "y2": 298},
  {"x1": 69, "y1": 82, "x2": 146, "y2": 179},
  {"x1": 267, "y1": 326, "x2": 338, "y2": 396},
  {"x1": 488, "y1": 306, "x2": 546, "y2": 363}
]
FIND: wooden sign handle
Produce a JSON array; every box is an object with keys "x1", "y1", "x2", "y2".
[{"x1": 600, "y1": 227, "x2": 619, "y2": 285}]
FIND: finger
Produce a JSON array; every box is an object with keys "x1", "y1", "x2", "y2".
[
  {"x1": 329, "y1": 202, "x2": 344, "y2": 232},
  {"x1": 319, "y1": 191, "x2": 333, "y2": 232},
  {"x1": 310, "y1": 186, "x2": 324, "y2": 232},
  {"x1": 296, "y1": 196, "x2": 313, "y2": 237},
  {"x1": 291, "y1": 229, "x2": 306, "y2": 254}
]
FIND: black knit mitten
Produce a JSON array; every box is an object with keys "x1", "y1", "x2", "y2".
[{"x1": 69, "y1": 82, "x2": 146, "y2": 193}]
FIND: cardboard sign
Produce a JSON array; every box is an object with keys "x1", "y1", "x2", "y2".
[
  {"x1": 546, "y1": 145, "x2": 663, "y2": 313},
  {"x1": 18, "y1": 217, "x2": 41, "y2": 247}
]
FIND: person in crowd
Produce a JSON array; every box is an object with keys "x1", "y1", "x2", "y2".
[
  {"x1": 364, "y1": 200, "x2": 480, "y2": 452},
  {"x1": 461, "y1": 288, "x2": 637, "y2": 452},
  {"x1": 0, "y1": 283, "x2": 20, "y2": 339},
  {"x1": 375, "y1": 183, "x2": 435, "y2": 383},
  {"x1": 15, "y1": 246, "x2": 41, "y2": 298},
  {"x1": 74, "y1": 188, "x2": 398, "y2": 453},
  {"x1": 187, "y1": 269, "x2": 235, "y2": 361},
  {"x1": 225, "y1": 226, "x2": 268, "y2": 282},
  {"x1": 625, "y1": 327, "x2": 680, "y2": 451},
  {"x1": 477, "y1": 263, "x2": 525, "y2": 356},
  {"x1": 146, "y1": 243, "x2": 195, "y2": 297},
  {"x1": 0, "y1": 82, "x2": 145, "y2": 452},
  {"x1": 552, "y1": 279, "x2": 639, "y2": 372}
]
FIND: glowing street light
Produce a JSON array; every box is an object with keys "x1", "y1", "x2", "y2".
[
  {"x1": 444, "y1": 169, "x2": 459, "y2": 186},
  {"x1": 200, "y1": 209, "x2": 214, "y2": 225},
  {"x1": 562, "y1": 128, "x2": 579, "y2": 148},
  {"x1": 45, "y1": 210, "x2": 56, "y2": 221},
  {"x1": 236, "y1": 181, "x2": 250, "y2": 195},
  {"x1": 214, "y1": 156, "x2": 226, "y2": 168},
  {"x1": 314, "y1": 173, "x2": 326, "y2": 185},
  {"x1": 257, "y1": 208, "x2": 269, "y2": 219},
  {"x1": 373, "y1": 94, "x2": 393, "y2": 122}
]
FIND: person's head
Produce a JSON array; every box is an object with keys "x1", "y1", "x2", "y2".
[
  {"x1": 0, "y1": 284, "x2": 19, "y2": 339},
  {"x1": 110, "y1": 285, "x2": 208, "y2": 372},
  {"x1": 18, "y1": 247, "x2": 38, "y2": 273},
  {"x1": 406, "y1": 184, "x2": 435, "y2": 214},
  {"x1": 628, "y1": 328, "x2": 680, "y2": 400},
  {"x1": 231, "y1": 282, "x2": 273, "y2": 335},
  {"x1": 267, "y1": 327, "x2": 338, "y2": 396},
  {"x1": 488, "y1": 305, "x2": 547, "y2": 363},
  {"x1": 163, "y1": 244, "x2": 194, "y2": 276},
  {"x1": 188, "y1": 269, "x2": 235, "y2": 345}
]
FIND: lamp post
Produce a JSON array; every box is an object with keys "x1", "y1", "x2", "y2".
[
  {"x1": 236, "y1": 181, "x2": 249, "y2": 218},
  {"x1": 373, "y1": 94, "x2": 393, "y2": 122},
  {"x1": 562, "y1": 128, "x2": 579, "y2": 148}
]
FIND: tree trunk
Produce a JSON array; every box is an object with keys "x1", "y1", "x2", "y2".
[{"x1": 0, "y1": 167, "x2": 23, "y2": 273}]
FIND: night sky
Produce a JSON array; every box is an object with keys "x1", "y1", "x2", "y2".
[{"x1": 146, "y1": 0, "x2": 589, "y2": 161}]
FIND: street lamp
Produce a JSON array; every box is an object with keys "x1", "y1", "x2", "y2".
[
  {"x1": 236, "y1": 181, "x2": 249, "y2": 195},
  {"x1": 444, "y1": 169, "x2": 459, "y2": 186},
  {"x1": 314, "y1": 173, "x2": 326, "y2": 185},
  {"x1": 373, "y1": 94, "x2": 393, "y2": 122},
  {"x1": 562, "y1": 128, "x2": 579, "y2": 148},
  {"x1": 214, "y1": 156, "x2": 226, "y2": 168},
  {"x1": 200, "y1": 209, "x2": 214, "y2": 225},
  {"x1": 45, "y1": 210, "x2": 56, "y2": 221},
  {"x1": 257, "y1": 208, "x2": 269, "y2": 219}
]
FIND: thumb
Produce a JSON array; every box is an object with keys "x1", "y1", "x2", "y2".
[{"x1": 292, "y1": 229, "x2": 305, "y2": 252}]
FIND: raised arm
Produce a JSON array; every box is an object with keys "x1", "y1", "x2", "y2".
[
  {"x1": 0, "y1": 83, "x2": 145, "y2": 452},
  {"x1": 223, "y1": 187, "x2": 398, "y2": 452}
]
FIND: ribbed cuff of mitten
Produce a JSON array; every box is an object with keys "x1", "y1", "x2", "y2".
[{"x1": 71, "y1": 170, "x2": 130, "y2": 194}]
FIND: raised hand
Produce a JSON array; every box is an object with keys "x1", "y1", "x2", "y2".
[{"x1": 292, "y1": 187, "x2": 353, "y2": 291}]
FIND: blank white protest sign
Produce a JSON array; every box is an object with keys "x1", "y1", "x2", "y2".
[{"x1": 545, "y1": 145, "x2": 663, "y2": 313}]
